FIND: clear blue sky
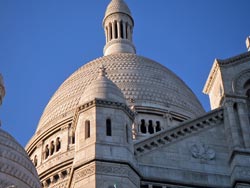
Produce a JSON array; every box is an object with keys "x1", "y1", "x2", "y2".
[{"x1": 0, "y1": 0, "x2": 249, "y2": 146}]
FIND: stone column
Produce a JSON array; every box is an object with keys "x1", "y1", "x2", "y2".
[
  {"x1": 127, "y1": 24, "x2": 131, "y2": 41},
  {"x1": 123, "y1": 22, "x2": 127, "y2": 39},
  {"x1": 105, "y1": 27, "x2": 108, "y2": 43},
  {"x1": 153, "y1": 122, "x2": 156, "y2": 133},
  {"x1": 225, "y1": 101, "x2": 243, "y2": 148},
  {"x1": 146, "y1": 121, "x2": 149, "y2": 134},
  {"x1": 117, "y1": 21, "x2": 121, "y2": 38},
  {"x1": 108, "y1": 24, "x2": 112, "y2": 41},
  {"x1": 237, "y1": 102, "x2": 250, "y2": 148}
]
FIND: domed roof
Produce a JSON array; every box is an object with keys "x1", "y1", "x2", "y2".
[
  {"x1": 104, "y1": 0, "x2": 131, "y2": 19},
  {"x1": 79, "y1": 66, "x2": 126, "y2": 104},
  {"x1": 0, "y1": 128, "x2": 41, "y2": 188},
  {"x1": 35, "y1": 53, "x2": 204, "y2": 133}
]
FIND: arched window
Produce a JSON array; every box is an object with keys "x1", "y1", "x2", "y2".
[
  {"x1": 140, "y1": 119, "x2": 146, "y2": 134},
  {"x1": 85, "y1": 120, "x2": 90, "y2": 139},
  {"x1": 148, "y1": 120, "x2": 154, "y2": 134},
  {"x1": 45, "y1": 145, "x2": 49, "y2": 159},
  {"x1": 109, "y1": 23, "x2": 112, "y2": 40},
  {"x1": 120, "y1": 21, "x2": 124, "y2": 39},
  {"x1": 34, "y1": 155, "x2": 38, "y2": 167},
  {"x1": 106, "y1": 118, "x2": 112, "y2": 136},
  {"x1": 114, "y1": 21, "x2": 118, "y2": 39},
  {"x1": 156, "y1": 121, "x2": 161, "y2": 132},
  {"x1": 56, "y1": 137, "x2": 61, "y2": 152},
  {"x1": 50, "y1": 141, "x2": 55, "y2": 155}
]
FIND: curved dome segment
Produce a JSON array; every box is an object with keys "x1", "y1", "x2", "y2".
[
  {"x1": 79, "y1": 66, "x2": 126, "y2": 105},
  {"x1": 0, "y1": 128, "x2": 41, "y2": 188},
  {"x1": 36, "y1": 53, "x2": 204, "y2": 133},
  {"x1": 104, "y1": 0, "x2": 132, "y2": 19}
]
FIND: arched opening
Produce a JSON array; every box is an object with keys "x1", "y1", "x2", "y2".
[
  {"x1": 156, "y1": 121, "x2": 161, "y2": 132},
  {"x1": 106, "y1": 118, "x2": 112, "y2": 136},
  {"x1": 109, "y1": 23, "x2": 113, "y2": 40},
  {"x1": 50, "y1": 141, "x2": 55, "y2": 155},
  {"x1": 140, "y1": 119, "x2": 146, "y2": 134},
  {"x1": 148, "y1": 120, "x2": 154, "y2": 134},
  {"x1": 34, "y1": 155, "x2": 38, "y2": 167},
  {"x1": 85, "y1": 120, "x2": 91, "y2": 139},
  {"x1": 45, "y1": 145, "x2": 49, "y2": 159},
  {"x1": 56, "y1": 137, "x2": 61, "y2": 152},
  {"x1": 114, "y1": 21, "x2": 118, "y2": 39},
  {"x1": 120, "y1": 21, "x2": 124, "y2": 39}
]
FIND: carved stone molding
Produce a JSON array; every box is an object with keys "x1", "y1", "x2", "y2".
[
  {"x1": 74, "y1": 164, "x2": 95, "y2": 182},
  {"x1": 96, "y1": 163, "x2": 139, "y2": 187}
]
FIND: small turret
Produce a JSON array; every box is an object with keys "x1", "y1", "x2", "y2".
[{"x1": 103, "y1": 0, "x2": 136, "y2": 56}]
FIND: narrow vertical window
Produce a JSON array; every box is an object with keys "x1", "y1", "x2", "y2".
[
  {"x1": 50, "y1": 141, "x2": 55, "y2": 155},
  {"x1": 56, "y1": 137, "x2": 61, "y2": 152},
  {"x1": 106, "y1": 118, "x2": 112, "y2": 136},
  {"x1": 120, "y1": 21, "x2": 124, "y2": 39},
  {"x1": 114, "y1": 21, "x2": 118, "y2": 39},
  {"x1": 34, "y1": 155, "x2": 38, "y2": 167},
  {"x1": 148, "y1": 120, "x2": 154, "y2": 134},
  {"x1": 85, "y1": 120, "x2": 90, "y2": 139},
  {"x1": 156, "y1": 121, "x2": 161, "y2": 132},
  {"x1": 45, "y1": 145, "x2": 49, "y2": 159},
  {"x1": 141, "y1": 119, "x2": 146, "y2": 134},
  {"x1": 109, "y1": 23, "x2": 113, "y2": 40}
]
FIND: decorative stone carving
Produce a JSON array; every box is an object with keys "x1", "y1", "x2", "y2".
[
  {"x1": 190, "y1": 142, "x2": 216, "y2": 160},
  {"x1": 74, "y1": 165, "x2": 95, "y2": 181}
]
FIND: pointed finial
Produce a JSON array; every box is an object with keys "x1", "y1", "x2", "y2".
[
  {"x1": 246, "y1": 36, "x2": 250, "y2": 51},
  {"x1": 98, "y1": 65, "x2": 107, "y2": 77}
]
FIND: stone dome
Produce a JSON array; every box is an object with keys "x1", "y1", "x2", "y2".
[
  {"x1": 79, "y1": 66, "x2": 126, "y2": 105},
  {"x1": 104, "y1": 0, "x2": 132, "y2": 19},
  {"x1": 35, "y1": 53, "x2": 204, "y2": 133},
  {"x1": 0, "y1": 128, "x2": 41, "y2": 188}
]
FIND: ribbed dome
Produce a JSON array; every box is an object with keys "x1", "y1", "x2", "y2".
[
  {"x1": 35, "y1": 53, "x2": 204, "y2": 133},
  {"x1": 104, "y1": 0, "x2": 131, "y2": 19},
  {"x1": 0, "y1": 128, "x2": 41, "y2": 188},
  {"x1": 79, "y1": 66, "x2": 126, "y2": 105}
]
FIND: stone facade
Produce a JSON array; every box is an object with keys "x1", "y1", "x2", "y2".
[{"x1": 24, "y1": 0, "x2": 250, "y2": 188}]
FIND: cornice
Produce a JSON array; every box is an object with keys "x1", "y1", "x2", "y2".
[
  {"x1": 134, "y1": 108, "x2": 224, "y2": 156},
  {"x1": 78, "y1": 98, "x2": 134, "y2": 119},
  {"x1": 203, "y1": 59, "x2": 220, "y2": 94},
  {"x1": 217, "y1": 51, "x2": 250, "y2": 67}
]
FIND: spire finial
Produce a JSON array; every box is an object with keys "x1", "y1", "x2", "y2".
[
  {"x1": 103, "y1": 0, "x2": 136, "y2": 56},
  {"x1": 246, "y1": 36, "x2": 250, "y2": 51}
]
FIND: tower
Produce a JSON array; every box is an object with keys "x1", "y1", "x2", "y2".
[
  {"x1": 71, "y1": 66, "x2": 139, "y2": 187},
  {"x1": 103, "y1": 0, "x2": 136, "y2": 55},
  {"x1": 203, "y1": 38, "x2": 250, "y2": 187}
]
